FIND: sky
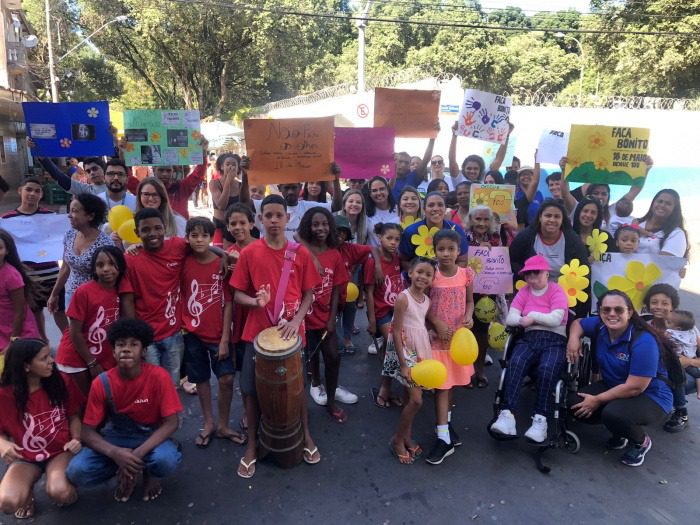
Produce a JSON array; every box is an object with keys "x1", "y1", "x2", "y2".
[{"x1": 478, "y1": 0, "x2": 591, "y2": 12}]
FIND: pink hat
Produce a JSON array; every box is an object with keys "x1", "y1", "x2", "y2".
[{"x1": 519, "y1": 254, "x2": 551, "y2": 275}]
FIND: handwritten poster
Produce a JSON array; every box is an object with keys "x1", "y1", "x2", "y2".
[
  {"x1": 565, "y1": 125, "x2": 650, "y2": 187},
  {"x1": 334, "y1": 127, "x2": 395, "y2": 180},
  {"x1": 123, "y1": 109, "x2": 203, "y2": 167},
  {"x1": 456, "y1": 89, "x2": 511, "y2": 144},
  {"x1": 244, "y1": 117, "x2": 335, "y2": 185},
  {"x1": 590, "y1": 252, "x2": 685, "y2": 312},
  {"x1": 374, "y1": 88, "x2": 440, "y2": 138},
  {"x1": 536, "y1": 128, "x2": 569, "y2": 165},
  {"x1": 469, "y1": 183, "x2": 516, "y2": 223},
  {"x1": 468, "y1": 246, "x2": 513, "y2": 295},
  {"x1": 0, "y1": 214, "x2": 71, "y2": 262},
  {"x1": 23, "y1": 101, "x2": 113, "y2": 157}
]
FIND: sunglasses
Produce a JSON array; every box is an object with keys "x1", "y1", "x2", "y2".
[
  {"x1": 431, "y1": 160, "x2": 444, "y2": 165},
  {"x1": 600, "y1": 306, "x2": 627, "y2": 315},
  {"x1": 521, "y1": 270, "x2": 543, "y2": 277}
]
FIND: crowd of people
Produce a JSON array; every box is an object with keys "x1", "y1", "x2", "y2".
[{"x1": 0, "y1": 121, "x2": 697, "y2": 519}]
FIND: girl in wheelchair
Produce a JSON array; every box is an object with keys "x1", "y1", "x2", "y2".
[{"x1": 490, "y1": 255, "x2": 569, "y2": 443}]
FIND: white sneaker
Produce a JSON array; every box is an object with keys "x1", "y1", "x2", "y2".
[
  {"x1": 335, "y1": 385, "x2": 359, "y2": 404},
  {"x1": 368, "y1": 336, "x2": 384, "y2": 355},
  {"x1": 485, "y1": 354, "x2": 493, "y2": 366},
  {"x1": 310, "y1": 384, "x2": 327, "y2": 406},
  {"x1": 490, "y1": 409, "x2": 517, "y2": 436},
  {"x1": 524, "y1": 414, "x2": 548, "y2": 443}
]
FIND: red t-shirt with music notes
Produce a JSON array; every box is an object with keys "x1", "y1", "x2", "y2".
[
  {"x1": 306, "y1": 248, "x2": 349, "y2": 330},
  {"x1": 226, "y1": 243, "x2": 247, "y2": 344},
  {"x1": 0, "y1": 383, "x2": 81, "y2": 462},
  {"x1": 56, "y1": 280, "x2": 122, "y2": 369},
  {"x1": 181, "y1": 254, "x2": 231, "y2": 343},
  {"x1": 122, "y1": 237, "x2": 188, "y2": 341},
  {"x1": 363, "y1": 253, "x2": 404, "y2": 321}
]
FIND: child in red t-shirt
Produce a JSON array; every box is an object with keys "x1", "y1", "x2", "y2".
[
  {"x1": 56, "y1": 246, "x2": 126, "y2": 397},
  {"x1": 298, "y1": 208, "x2": 352, "y2": 422},
  {"x1": 181, "y1": 217, "x2": 243, "y2": 448},
  {"x1": 0, "y1": 339, "x2": 82, "y2": 518},
  {"x1": 65, "y1": 318, "x2": 183, "y2": 504},
  {"x1": 229, "y1": 194, "x2": 320, "y2": 479}
]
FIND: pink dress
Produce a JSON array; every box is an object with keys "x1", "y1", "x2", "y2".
[
  {"x1": 0, "y1": 263, "x2": 39, "y2": 350},
  {"x1": 429, "y1": 266, "x2": 476, "y2": 388},
  {"x1": 399, "y1": 289, "x2": 433, "y2": 360}
]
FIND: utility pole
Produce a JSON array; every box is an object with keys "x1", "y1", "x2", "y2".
[
  {"x1": 45, "y1": 0, "x2": 58, "y2": 102},
  {"x1": 356, "y1": 1, "x2": 374, "y2": 94}
]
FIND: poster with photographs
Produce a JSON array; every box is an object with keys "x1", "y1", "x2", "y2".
[
  {"x1": 22, "y1": 101, "x2": 113, "y2": 156},
  {"x1": 123, "y1": 109, "x2": 203, "y2": 166}
]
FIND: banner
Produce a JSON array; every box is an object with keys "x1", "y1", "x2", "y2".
[
  {"x1": 23, "y1": 101, "x2": 113, "y2": 157},
  {"x1": 467, "y1": 246, "x2": 513, "y2": 295},
  {"x1": 334, "y1": 127, "x2": 395, "y2": 180},
  {"x1": 469, "y1": 183, "x2": 516, "y2": 223},
  {"x1": 590, "y1": 252, "x2": 685, "y2": 312},
  {"x1": 456, "y1": 89, "x2": 511, "y2": 144},
  {"x1": 565, "y1": 125, "x2": 650, "y2": 187},
  {"x1": 373, "y1": 88, "x2": 440, "y2": 138},
  {"x1": 123, "y1": 109, "x2": 203, "y2": 167},
  {"x1": 0, "y1": 214, "x2": 71, "y2": 262},
  {"x1": 244, "y1": 117, "x2": 335, "y2": 186},
  {"x1": 536, "y1": 128, "x2": 569, "y2": 165}
]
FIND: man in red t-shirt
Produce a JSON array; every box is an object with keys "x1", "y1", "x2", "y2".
[
  {"x1": 230, "y1": 194, "x2": 321, "y2": 478},
  {"x1": 66, "y1": 318, "x2": 182, "y2": 503}
]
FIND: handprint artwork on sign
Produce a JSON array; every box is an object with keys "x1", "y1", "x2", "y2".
[{"x1": 457, "y1": 89, "x2": 512, "y2": 144}]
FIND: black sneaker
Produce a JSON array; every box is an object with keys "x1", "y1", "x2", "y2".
[
  {"x1": 663, "y1": 408, "x2": 688, "y2": 433},
  {"x1": 606, "y1": 435, "x2": 629, "y2": 450},
  {"x1": 449, "y1": 423, "x2": 462, "y2": 447},
  {"x1": 425, "y1": 439, "x2": 455, "y2": 465},
  {"x1": 621, "y1": 434, "x2": 652, "y2": 467}
]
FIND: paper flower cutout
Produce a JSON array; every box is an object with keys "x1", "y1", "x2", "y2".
[
  {"x1": 567, "y1": 157, "x2": 581, "y2": 169},
  {"x1": 87, "y1": 107, "x2": 99, "y2": 118},
  {"x1": 594, "y1": 158, "x2": 609, "y2": 170},
  {"x1": 380, "y1": 164, "x2": 391, "y2": 176},
  {"x1": 179, "y1": 147, "x2": 189, "y2": 158},
  {"x1": 125, "y1": 142, "x2": 135, "y2": 152},
  {"x1": 59, "y1": 138, "x2": 72, "y2": 148},
  {"x1": 410, "y1": 224, "x2": 439, "y2": 258},
  {"x1": 586, "y1": 229, "x2": 609, "y2": 260},
  {"x1": 472, "y1": 190, "x2": 489, "y2": 207},
  {"x1": 150, "y1": 132, "x2": 161, "y2": 141},
  {"x1": 607, "y1": 260, "x2": 662, "y2": 311},
  {"x1": 401, "y1": 215, "x2": 418, "y2": 231},
  {"x1": 559, "y1": 258, "x2": 589, "y2": 281},
  {"x1": 515, "y1": 279, "x2": 526, "y2": 290},
  {"x1": 191, "y1": 130, "x2": 202, "y2": 140},
  {"x1": 559, "y1": 274, "x2": 589, "y2": 307},
  {"x1": 468, "y1": 257, "x2": 483, "y2": 275},
  {"x1": 588, "y1": 132, "x2": 606, "y2": 150}
]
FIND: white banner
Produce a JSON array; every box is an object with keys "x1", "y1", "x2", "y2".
[
  {"x1": 0, "y1": 214, "x2": 70, "y2": 262},
  {"x1": 456, "y1": 89, "x2": 511, "y2": 144},
  {"x1": 536, "y1": 128, "x2": 570, "y2": 165}
]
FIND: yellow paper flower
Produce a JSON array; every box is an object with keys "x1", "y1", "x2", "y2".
[
  {"x1": 401, "y1": 215, "x2": 418, "y2": 231},
  {"x1": 410, "y1": 224, "x2": 439, "y2": 258},
  {"x1": 559, "y1": 274, "x2": 589, "y2": 307},
  {"x1": 588, "y1": 132, "x2": 606, "y2": 150},
  {"x1": 472, "y1": 190, "x2": 488, "y2": 207},
  {"x1": 125, "y1": 143, "x2": 135, "y2": 152},
  {"x1": 515, "y1": 279, "x2": 527, "y2": 290},
  {"x1": 568, "y1": 157, "x2": 581, "y2": 169},
  {"x1": 559, "y1": 258, "x2": 589, "y2": 281},
  {"x1": 594, "y1": 158, "x2": 609, "y2": 170},
  {"x1": 150, "y1": 132, "x2": 161, "y2": 141},
  {"x1": 468, "y1": 257, "x2": 483, "y2": 274},
  {"x1": 586, "y1": 229, "x2": 609, "y2": 260},
  {"x1": 607, "y1": 260, "x2": 662, "y2": 310},
  {"x1": 180, "y1": 147, "x2": 189, "y2": 158},
  {"x1": 191, "y1": 130, "x2": 202, "y2": 140}
]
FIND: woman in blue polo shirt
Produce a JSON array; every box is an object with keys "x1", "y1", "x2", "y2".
[{"x1": 566, "y1": 290, "x2": 673, "y2": 467}]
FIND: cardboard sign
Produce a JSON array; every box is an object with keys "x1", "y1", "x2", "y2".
[
  {"x1": 536, "y1": 128, "x2": 569, "y2": 165},
  {"x1": 456, "y1": 89, "x2": 511, "y2": 144},
  {"x1": 334, "y1": 127, "x2": 395, "y2": 180},
  {"x1": 565, "y1": 125, "x2": 650, "y2": 187},
  {"x1": 0, "y1": 214, "x2": 71, "y2": 262},
  {"x1": 244, "y1": 117, "x2": 335, "y2": 185},
  {"x1": 469, "y1": 184, "x2": 516, "y2": 223},
  {"x1": 123, "y1": 109, "x2": 203, "y2": 166},
  {"x1": 468, "y1": 246, "x2": 513, "y2": 295},
  {"x1": 373, "y1": 88, "x2": 440, "y2": 138},
  {"x1": 23, "y1": 101, "x2": 113, "y2": 157}
]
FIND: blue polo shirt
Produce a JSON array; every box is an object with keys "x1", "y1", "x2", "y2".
[
  {"x1": 392, "y1": 170, "x2": 423, "y2": 201},
  {"x1": 580, "y1": 316, "x2": 673, "y2": 413},
  {"x1": 399, "y1": 219, "x2": 468, "y2": 260}
]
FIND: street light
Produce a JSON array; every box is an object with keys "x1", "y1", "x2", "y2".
[
  {"x1": 555, "y1": 32, "x2": 584, "y2": 107},
  {"x1": 356, "y1": 1, "x2": 374, "y2": 94},
  {"x1": 58, "y1": 15, "x2": 128, "y2": 62}
]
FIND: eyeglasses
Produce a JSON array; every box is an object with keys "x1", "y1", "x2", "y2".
[
  {"x1": 105, "y1": 171, "x2": 127, "y2": 178},
  {"x1": 600, "y1": 306, "x2": 627, "y2": 315},
  {"x1": 140, "y1": 192, "x2": 160, "y2": 199},
  {"x1": 431, "y1": 160, "x2": 444, "y2": 165}
]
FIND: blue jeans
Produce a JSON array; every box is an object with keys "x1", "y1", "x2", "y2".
[
  {"x1": 146, "y1": 332, "x2": 184, "y2": 386},
  {"x1": 66, "y1": 431, "x2": 181, "y2": 487}
]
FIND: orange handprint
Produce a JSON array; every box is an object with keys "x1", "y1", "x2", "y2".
[{"x1": 463, "y1": 112, "x2": 475, "y2": 127}]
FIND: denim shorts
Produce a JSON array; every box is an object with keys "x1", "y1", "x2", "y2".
[
  {"x1": 183, "y1": 333, "x2": 235, "y2": 383},
  {"x1": 377, "y1": 311, "x2": 393, "y2": 327}
]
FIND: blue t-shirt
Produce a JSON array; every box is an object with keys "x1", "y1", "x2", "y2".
[
  {"x1": 399, "y1": 219, "x2": 468, "y2": 260},
  {"x1": 392, "y1": 170, "x2": 423, "y2": 202},
  {"x1": 580, "y1": 316, "x2": 673, "y2": 413}
]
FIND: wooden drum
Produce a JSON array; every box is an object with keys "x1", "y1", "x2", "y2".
[{"x1": 253, "y1": 326, "x2": 304, "y2": 468}]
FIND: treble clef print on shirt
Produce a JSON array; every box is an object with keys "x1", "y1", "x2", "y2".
[
  {"x1": 165, "y1": 289, "x2": 180, "y2": 326},
  {"x1": 188, "y1": 279, "x2": 204, "y2": 327},
  {"x1": 87, "y1": 306, "x2": 107, "y2": 356},
  {"x1": 384, "y1": 274, "x2": 398, "y2": 306}
]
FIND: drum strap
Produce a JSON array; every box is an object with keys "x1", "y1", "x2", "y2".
[{"x1": 267, "y1": 241, "x2": 299, "y2": 325}]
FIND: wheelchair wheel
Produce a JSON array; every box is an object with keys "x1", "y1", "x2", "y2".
[{"x1": 564, "y1": 430, "x2": 580, "y2": 454}]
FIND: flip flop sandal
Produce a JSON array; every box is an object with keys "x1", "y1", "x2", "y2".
[
  {"x1": 388, "y1": 443, "x2": 413, "y2": 464},
  {"x1": 237, "y1": 457, "x2": 256, "y2": 479},
  {"x1": 195, "y1": 430, "x2": 213, "y2": 449},
  {"x1": 14, "y1": 498, "x2": 34, "y2": 519},
  {"x1": 330, "y1": 407, "x2": 348, "y2": 424},
  {"x1": 342, "y1": 343, "x2": 357, "y2": 355},
  {"x1": 216, "y1": 431, "x2": 247, "y2": 445},
  {"x1": 352, "y1": 326, "x2": 361, "y2": 334},
  {"x1": 303, "y1": 446, "x2": 321, "y2": 464},
  {"x1": 407, "y1": 445, "x2": 423, "y2": 459},
  {"x1": 389, "y1": 396, "x2": 404, "y2": 407},
  {"x1": 370, "y1": 387, "x2": 390, "y2": 408}
]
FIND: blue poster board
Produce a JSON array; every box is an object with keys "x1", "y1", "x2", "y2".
[{"x1": 22, "y1": 101, "x2": 113, "y2": 157}]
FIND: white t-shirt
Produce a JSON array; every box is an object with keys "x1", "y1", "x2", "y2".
[
  {"x1": 534, "y1": 233, "x2": 566, "y2": 280},
  {"x1": 253, "y1": 199, "x2": 332, "y2": 241},
  {"x1": 418, "y1": 175, "x2": 456, "y2": 193},
  {"x1": 99, "y1": 192, "x2": 138, "y2": 213},
  {"x1": 636, "y1": 221, "x2": 687, "y2": 257},
  {"x1": 667, "y1": 327, "x2": 698, "y2": 359},
  {"x1": 367, "y1": 207, "x2": 400, "y2": 247}
]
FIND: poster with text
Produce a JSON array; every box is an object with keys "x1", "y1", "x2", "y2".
[
  {"x1": 467, "y1": 246, "x2": 513, "y2": 295},
  {"x1": 123, "y1": 109, "x2": 203, "y2": 166},
  {"x1": 469, "y1": 183, "x2": 516, "y2": 223},
  {"x1": 244, "y1": 117, "x2": 335, "y2": 185},
  {"x1": 23, "y1": 101, "x2": 113, "y2": 157},
  {"x1": 334, "y1": 127, "x2": 395, "y2": 179},
  {"x1": 456, "y1": 89, "x2": 511, "y2": 144},
  {"x1": 374, "y1": 88, "x2": 440, "y2": 138},
  {"x1": 0, "y1": 214, "x2": 71, "y2": 262},
  {"x1": 536, "y1": 128, "x2": 569, "y2": 165},
  {"x1": 565, "y1": 125, "x2": 650, "y2": 187}
]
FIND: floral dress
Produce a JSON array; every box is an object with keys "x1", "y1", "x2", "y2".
[{"x1": 63, "y1": 228, "x2": 114, "y2": 306}]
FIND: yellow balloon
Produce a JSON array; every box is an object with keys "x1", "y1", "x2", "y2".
[
  {"x1": 108, "y1": 205, "x2": 133, "y2": 232},
  {"x1": 449, "y1": 327, "x2": 479, "y2": 366},
  {"x1": 411, "y1": 359, "x2": 447, "y2": 389},
  {"x1": 118, "y1": 219, "x2": 140, "y2": 244},
  {"x1": 488, "y1": 322, "x2": 508, "y2": 351},
  {"x1": 474, "y1": 296, "x2": 497, "y2": 323},
  {"x1": 346, "y1": 282, "x2": 359, "y2": 302}
]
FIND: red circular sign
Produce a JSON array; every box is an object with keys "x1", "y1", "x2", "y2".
[{"x1": 356, "y1": 104, "x2": 369, "y2": 118}]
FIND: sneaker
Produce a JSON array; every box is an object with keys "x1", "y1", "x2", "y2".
[
  {"x1": 485, "y1": 354, "x2": 493, "y2": 366},
  {"x1": 490, "y1": 409, "x2": 517, "y2": 437},
  {"x1": 310, "y1": 384, "x2": 327, "y2": 406},
  {"x1": 335, "y1": 385, "x2": 359, "y2": 404},
  {"x1": 425, "y1": 439, "x2": 455, "y2": 465},
  {"x1": 368, "y1": 337, "x2": 384, "y2": 355},
  {"x1": 606, "y1": 435, "x2": 629, "y2": 450},
  {"x1": 663, "y1": 408, "x2": 688, "y2": 433},
  {"x1": 524, "y1": 414, "x2": 548, "y2": 443},
  {"x1": 621, "y1": 434, "x2": 652, "y2": 467},
  {"x1": 448, "y1": 423, "x2": 462, "y2": 447}
]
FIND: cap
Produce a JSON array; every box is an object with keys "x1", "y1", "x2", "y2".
[
  {"x1": 519, "y1": 254, "x2": 551, "y2": 275},
  {"x1": 518, "y1": 166, "x2": 534, "y2": 174},
  {"x1": 334, "y1": 214, "x2": 352, "y2": 232}
]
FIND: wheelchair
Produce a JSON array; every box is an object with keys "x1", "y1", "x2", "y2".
[{"x1": 486, "y1": 324, "x2": 592, "y2": 473}]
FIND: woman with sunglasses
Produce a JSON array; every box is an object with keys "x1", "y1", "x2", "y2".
[{"x1": 566, "y1": 290, "x2": 674, "y2": 467}]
